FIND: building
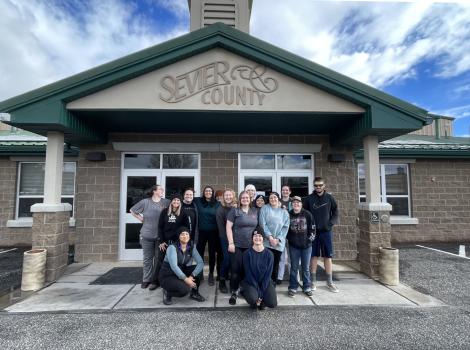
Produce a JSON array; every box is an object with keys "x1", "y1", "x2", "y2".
[{"x1": 0, "y1": 0, "x2": 469, "y2": 282}]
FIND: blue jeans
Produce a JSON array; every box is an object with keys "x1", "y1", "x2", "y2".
[
  {"x1": 288, "y1": 245, "x2": 312, "y2": 291},
  {"x1": 219, "y1": 235, "x2": 230, "y2": 279}
]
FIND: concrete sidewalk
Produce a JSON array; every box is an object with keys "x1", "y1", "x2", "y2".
[{"x1": 3, "y1": 261, "x2": 444, "y2": 313}]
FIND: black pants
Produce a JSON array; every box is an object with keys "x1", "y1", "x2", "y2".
[
  {"x1": 154, "y1": 246, "x2": 167, "y2": 284},
  {"x1": 159, "y1": 265, "x2": 200, "y2": 298},
  {"x1": 197, "y1": 229, "x2": 222, "y2": 276},
  {"x1": 269, "y1": 249, "x2": 283, "y2": 283},
  {"x1": 229, "y1": 247, "x2": 248, "y2": 293},
  {"x1": 240, "y1": 280, "x2": 277, "y2": 308}
]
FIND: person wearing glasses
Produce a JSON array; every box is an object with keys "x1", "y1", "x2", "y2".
[{"x1": 303, "y1": 177, "x2": 339, "y2": 293}]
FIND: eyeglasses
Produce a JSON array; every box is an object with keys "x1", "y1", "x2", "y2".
[{"x1": 314, "y1": 184, "x2": 324, "y2": 188}]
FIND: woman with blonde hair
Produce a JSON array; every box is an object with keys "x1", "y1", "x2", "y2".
[
  {"x1": 216, "y1": 189, "x2": 238, "y2": 293},
  {"x1": 154, "y1": 194, "x2": 190, "y2": 286}
]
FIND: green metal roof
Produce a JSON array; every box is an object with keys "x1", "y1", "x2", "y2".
[
  {"x1": 0, "y1": 23, "x2": 429, "y2": 146},
  {"x1": 354, "y1": 135, "x2": 470, "y2": 159},
  {"x1": 0, "y1": 130, "x2": 79, "y2": 156}
]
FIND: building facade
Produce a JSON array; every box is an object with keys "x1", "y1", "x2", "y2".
[{"x1": 1, "y1": 0, "x2": 469, "y2": 280}]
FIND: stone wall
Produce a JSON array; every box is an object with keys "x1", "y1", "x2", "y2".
[
  {"x1": 73, "y1": 133, "x2": 359, "y2": 262},
  {"x1": 391, "y1": 159, "x2": 470, "y2": 243},
  {"x1": 74, "y1": 144, "x2": 121, "y2": 263},
  {"x1": 314, "y1": 140, "x2": 358, "y2": 260}
]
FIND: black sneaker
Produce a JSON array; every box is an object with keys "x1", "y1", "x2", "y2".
[
  {"x1": 219, "y1": 280, "x2": 228, "y2": 294},
  {"x1": 276, "y1": 279, "x2": 283, "y2": 285},
  {"x1": 208, "y1": 273, "x2": 215, "y2": 286},
  {"x1": 148, "y1": 282, "x2": 159, "y2": 290},
  {"x1": 229, "y1": 293, "x2": 237, "y2": 305},
  {"x1": 141, "y1": 282, "x2": 150, "y2": 289},
  {"x1": 162, "y1": 289, "x2": 172, "y2": 305},
  {"x1": 190, "y1": 290, "x2": 206, "y2": 302},
  {"x1": 258, "y1": 302, "x2": 266, "y2": 311}
]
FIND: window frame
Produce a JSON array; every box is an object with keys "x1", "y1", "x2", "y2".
[
  {"x1": 238, "y1": 153, "x2": 314, "y2": 195},
  {"x1": 16, "y1": 161, "x2": 76, "y2": 219},
  {"x1": 358, "y1": 163, "x2": 412, "y2": 217}
]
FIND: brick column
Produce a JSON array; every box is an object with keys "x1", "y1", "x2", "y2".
[
  {"x1": 357, "y1": 203, "x2": 391, "y2": 279},
  {"x1": 31, "y1": 204, "x2": 71, "y2": 282}
]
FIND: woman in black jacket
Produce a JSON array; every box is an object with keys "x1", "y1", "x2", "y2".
[
  {"x1": 154, "y1": 195, "x2": 190, "y2": 286},
  {"x1": 287, "y1": 196, "x2": 316, "y2": 297}
]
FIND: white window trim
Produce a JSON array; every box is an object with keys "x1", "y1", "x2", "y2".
[
  {"x1": 238, "y1": 153, "x2": 314, "y2": 194},
  {"x1": 15, "y1": 161, "x2": 76, "y2": 220},
  {"x1": 7, "y1": 217, "x2": 76, "y2": 228},
  {"x1": 358, "y1": 162, "x2": 417, "y2": 224}
]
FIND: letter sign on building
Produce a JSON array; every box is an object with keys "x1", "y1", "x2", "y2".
[{"x1": 159, "y1": 61, "x2": 278, "y2": 106}]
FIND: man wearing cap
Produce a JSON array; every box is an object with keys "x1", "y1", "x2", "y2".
[{"x1": 303, "y1": 177, "x2": 339, "y2": 293}]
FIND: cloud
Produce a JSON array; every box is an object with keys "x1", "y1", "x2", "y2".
[
  {"x1": 251, "y1": 1, "x2": 470, "y2": 88},
  {"x1": 433, "y1": 104, "x2": 470, "y2": 119},
  {"x1": 155, "y1": 0, "x2": 188, "y2": 18},
  {"x1": 0, "y1": 0, "x2": 186, "y2": 100}
]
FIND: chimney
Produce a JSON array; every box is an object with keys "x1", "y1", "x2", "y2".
[{"x1": 188, "y1": 0, "x2": 252, "y2": 33}]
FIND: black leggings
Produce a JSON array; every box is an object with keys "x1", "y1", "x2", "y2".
[
  {"x1": 229, "y1": 247, "x2": 247, "y2": 293},
  {"x1": 269, "y1": 249, "x2": 283, "y2": 283},
  {"x1": 197, "y1": 230, "x2": 222, "y2": 275},
  {"x1": 159, "y1": 265, "x2": 200, "y2": 298},
  {"x1": 240, "y1": 280, "x2": 277, "y2": 308}
]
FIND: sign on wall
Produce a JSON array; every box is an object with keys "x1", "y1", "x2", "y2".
[{"x1": 159, "y1": 61, "x2": 278, "y2": 106}]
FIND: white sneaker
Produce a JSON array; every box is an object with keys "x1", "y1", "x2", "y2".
[
  {"x1": 312, "y1": 283, "x2": 317, "y2": 291},
  {"x1": 327, "y1": 283, "x2": 339, "y2": 293}
]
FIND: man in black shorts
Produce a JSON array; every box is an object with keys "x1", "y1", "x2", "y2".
[{"x1": 303, "y1": 177, "x2": 339, "y2": 293}]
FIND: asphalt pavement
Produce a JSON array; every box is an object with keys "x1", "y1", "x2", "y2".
[{"x1": 1, "y1": 244, "x2": 469, "y2": 350}]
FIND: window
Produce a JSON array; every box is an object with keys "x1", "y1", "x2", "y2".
[
  {"x1": 17, "y1": 162, "x2": 76, "y2": 218},
  {"x1": 239, "y1": 153, "x2": 313, "y2": 197},
  {"x1": 358, "y1": 163, "x2": 411, "y2": 216}
]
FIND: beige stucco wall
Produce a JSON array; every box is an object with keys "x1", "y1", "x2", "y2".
[{"x1": 67, "y1": 48, "x2": 364, "y2": 114}]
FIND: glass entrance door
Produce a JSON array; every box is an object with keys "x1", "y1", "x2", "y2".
[
  {"x1": 239, "y1": 174, "x2": 275, "y2": 196},
  {"x1": 119, "y1": 152, "x2": 201, "y2": 261},
  {"x1": 278, "y1": 173, "x2": 312, "y2": 197},
  {"x1": 119, "y1": 170, "x2": 160, "y2": 260}
]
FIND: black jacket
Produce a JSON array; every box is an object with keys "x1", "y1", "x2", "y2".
[
  {"x1": 287, "y1": 209, "x2": 316, "y2": 249},
  {"x1": 303, "y1": 191, "x2": 338, "y2": 232},
  {"x1": 158, "y1": 210, "x2": 190, "y2": 244}
]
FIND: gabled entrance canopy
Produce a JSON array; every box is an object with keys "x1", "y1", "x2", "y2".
[{"x1": 0, "y1": 23, "x2": 429, "y2": 147}]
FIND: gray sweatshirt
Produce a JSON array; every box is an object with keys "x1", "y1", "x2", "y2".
[{"x1": 130, "y1": 197, "x2": 170, "y2": 240}]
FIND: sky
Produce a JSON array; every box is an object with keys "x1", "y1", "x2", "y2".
[{"x1": 0, "y1": 0, "x2": 469, "y2": 137}]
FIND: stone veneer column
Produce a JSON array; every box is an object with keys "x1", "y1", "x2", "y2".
[
  {"x1": 30, "y1": 131, "x2": 71, "y2": 282},
  {"x1": 31, "y1": 204, "x2": 71, "y2": 281},
  {"x1": 357, "y1": 135, "x2": 392, "y2": 279},
  {"x1": 357, "y1": 203, "x2": 392, "y2": 279}
]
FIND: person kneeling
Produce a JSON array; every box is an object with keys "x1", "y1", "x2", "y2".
[
  {"x1": 159, "y1": 227, "x2": 205, "y2": 305},
  {"x1": 240, "y1": 230, "x2": 278, "y2": 310}
]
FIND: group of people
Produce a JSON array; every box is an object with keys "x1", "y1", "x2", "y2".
[{"x1": 130, "y1": 177, "x2": 338, "y2": 309}]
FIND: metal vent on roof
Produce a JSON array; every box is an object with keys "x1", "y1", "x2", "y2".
[{"x1": 203, "y1": 2, "x2": 237, "y2": 27}]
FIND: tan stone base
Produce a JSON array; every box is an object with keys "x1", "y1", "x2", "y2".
[
  {"x1": 32, "y1": 211, "x2": 70, "y2": 282},
  {"x1": 357, "y1": 208, "x2": 391, "y2": 279}
]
